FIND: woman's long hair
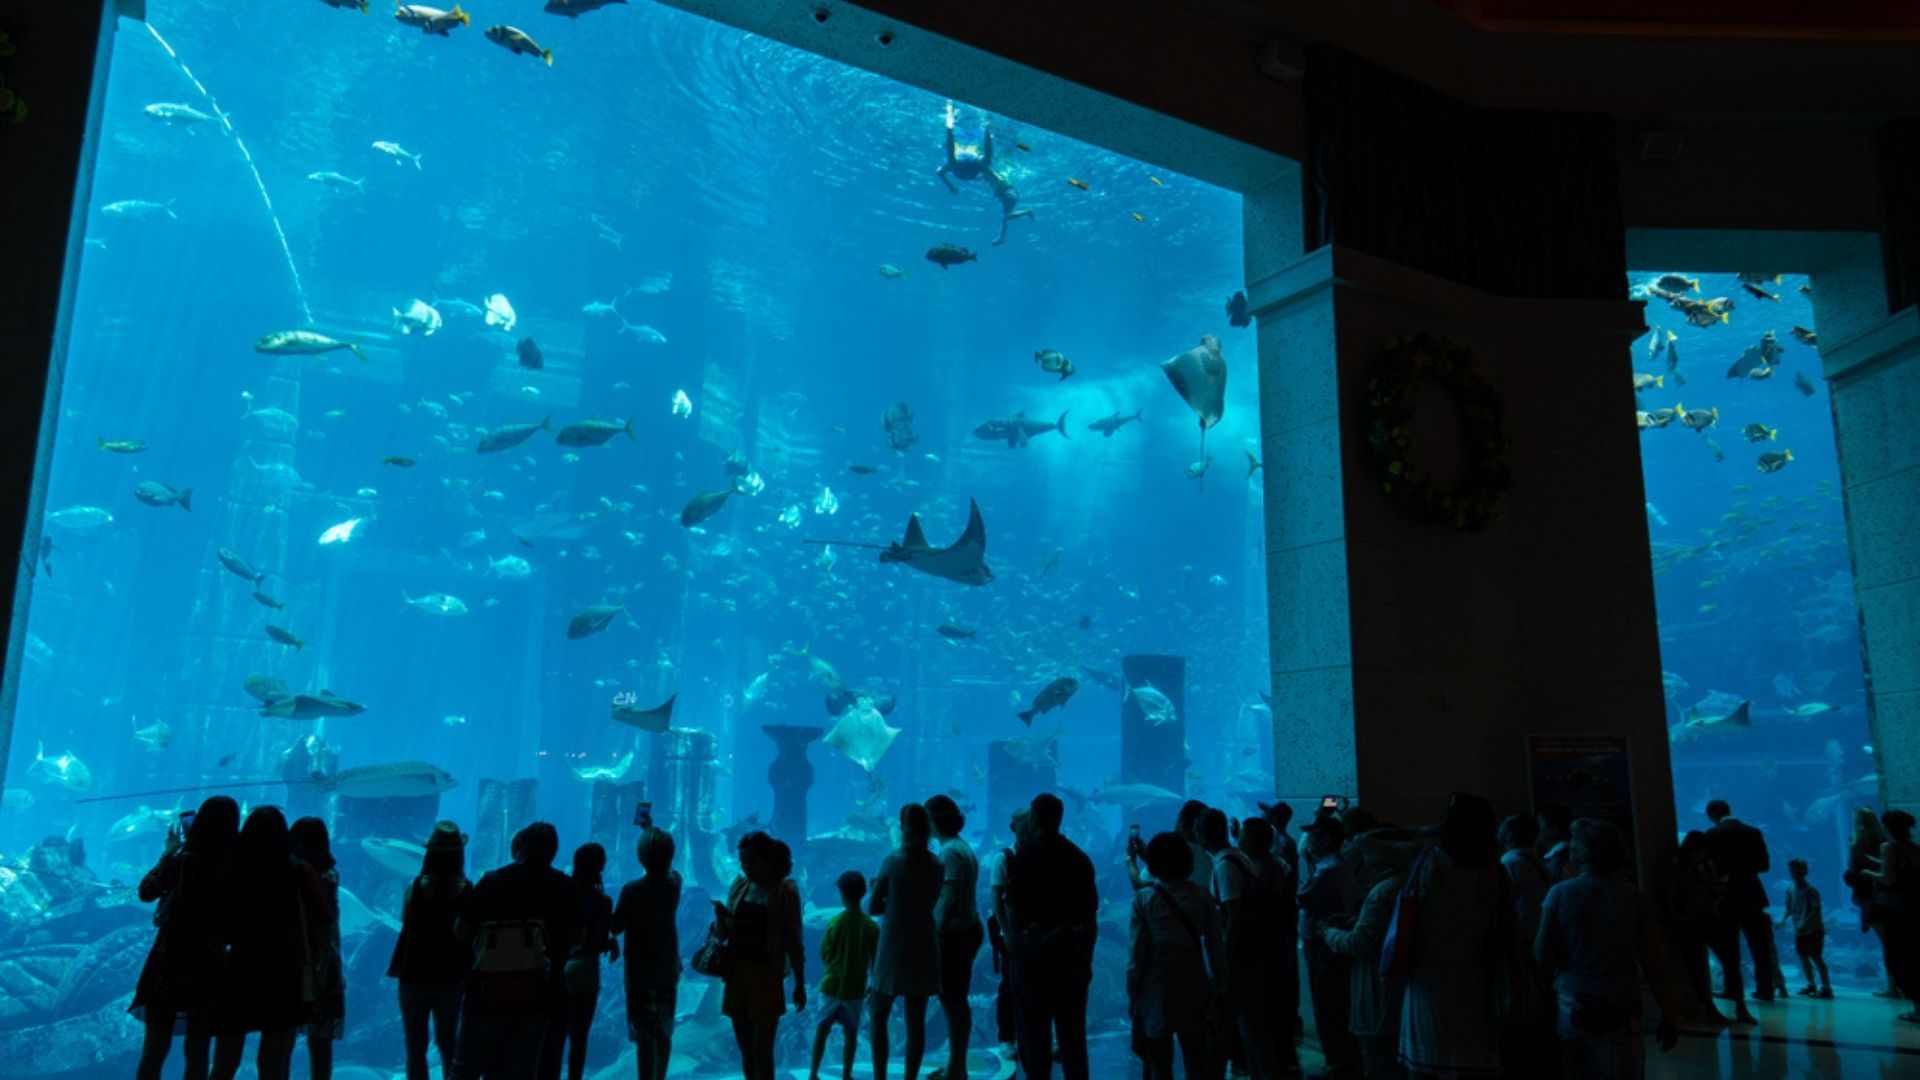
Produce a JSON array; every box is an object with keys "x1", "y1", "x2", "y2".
[{"x1": 290, "y1": 816, "x2": 336, "y2": 873}]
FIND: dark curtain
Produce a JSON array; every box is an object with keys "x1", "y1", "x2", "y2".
[
  {"x1": 1302, "y1": 45, "x2": 1626, "y2": 300},
  {"x1": 1876, "y1": 118, "x2": 1920, "y2": 315}
]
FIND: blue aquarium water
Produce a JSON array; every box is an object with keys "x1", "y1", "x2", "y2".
[
  {"x1": 1, "y1": 2, "x2": 1263, "y2": 1076},
  {"x1": 1629, "y1": 271, "x2": 1877, "y2": 988}
]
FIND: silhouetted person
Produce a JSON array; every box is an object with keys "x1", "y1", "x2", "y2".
[
  {"x1": 812, "y1": 870, "x2": 879, "y2": 1080},
  {"x1": 1202, "y1": 808, "x2": 1274, "y2": 1079},
  {"x1": 1325, "y1": 827, "x2": 1415, "y2": 1080},
  {"x1": 1261, "y1": 801, "x2": 1301, "y2": 884},
  {"x1": 1498, "y1": 815, "x2": 1550, "y2": 945},
  {"x1": 1298, "y1": 816, "x2": 1359, "y2": 1078},
  {"x1": 1863, "y1": 809, "x2": 1920, "y2": 1019},
  {"x1": 1843, "y1": 808, "x2": 1897, "y2": 998},
  {"x1": 1127, "y1": 831, "x2": 1223, "y2": 1079},
  {"x1": 927, "y1": 793, "x2": 983, "y2": 1080},
  {"x1": 870, "y1": 802, "x2": 944, "y2": 1080},
  {"x1": 719, "y1": 831, "x2": 806, "y2": 1080},
  {"x1": 210, "y1": 806, "x2": 319, "y2": 1080},
  {"x1": 1004, "y1": 793, "x2": 1098, "y2": 1080},
  {"x1": 133, "y1": 795, "x2": 240, "y2": 1080},
  {"x1": 388, "y1": 821, "x2": 473, "y2": 1080},
  {"x1": 1657, "y1": 831, "x2": 1728, "y2": 1024},
  {"x1": 1175, "y1": 800, "x2": 1213, "y2": 890},
  {"x1": 1240, "y1": 817, "x2": 1302, "y2": 1077},
  {"x1": 290, "y1": 817, "x2": 344, "y2": 1080},
  {"x1": 453, "y1": 822, "x2": 582, "y2": 1080},
  {"x1": 1398, "y1": 793, "x2": 1504, "y2": 1078},
  {"x1": 612, "y1": 827, "x2": 682, "y2": 1080},
  {"x1": 1704, "y1": 800, "x2": 1775, "y2": 1005},
  {"x1": 1536, "y1": 804, "x2": 1573, "y2": 884},
  {"x1": 545, "y1": 843, "x2": 614, "y2": 1080},
  {"x1": 1535, "y1": 819, "x2": 1681, "y2": 1079},
  {"x1": 988, "y1": 809, "x2": 1035, "y2": 1058}
]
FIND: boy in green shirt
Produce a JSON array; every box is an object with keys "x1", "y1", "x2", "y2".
[{"x1": 811, "y1": 870, "x2": 880, "y2": 1080}]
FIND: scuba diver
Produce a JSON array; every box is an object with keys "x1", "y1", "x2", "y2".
[{"x1": 936, "y1": 103, "x2": 1033, "y2": 246}]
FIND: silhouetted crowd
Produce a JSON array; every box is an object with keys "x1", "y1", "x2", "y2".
[{"x1": 126, "y1": 790, "x2": 1920, "y2": 1080}]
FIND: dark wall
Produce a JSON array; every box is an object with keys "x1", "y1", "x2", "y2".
[
  {"x1": 1302, "y1": 45, "x2": 1625, "y2": 300},
  {"x1": 0, "y1": 0, "x2": 115, "y2": 785}
]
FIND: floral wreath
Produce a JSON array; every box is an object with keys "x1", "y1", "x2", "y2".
[
  {"x1": 1364, "y1": 332, "x2": 1511, "y2": 532},
  {"x1": 0, "y1": 28, "x2": 22, "y2": 125}
]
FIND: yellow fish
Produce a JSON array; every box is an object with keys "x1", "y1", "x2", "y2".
[
  {"x1": 1131, "y1": 212, "x2": 1145, "y2": 223},
  {"x1": 1148, "y1": 176, "x2": 1163, "y2": 186},
  {"x1": 1067, "y1": 177, "x2": 1089, "y2": 191}
]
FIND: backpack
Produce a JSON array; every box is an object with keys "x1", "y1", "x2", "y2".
[{"x1": 468, "y1": 920, "x2": 549, "y2": 1012}]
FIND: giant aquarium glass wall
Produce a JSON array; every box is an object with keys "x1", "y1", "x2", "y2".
[
  {"x1": 1630, "y1": 270, "x2": 1877, "y2": 986},
  {"x1": 0, "y1": 2, "x2": 1268, "y2": 1075}
]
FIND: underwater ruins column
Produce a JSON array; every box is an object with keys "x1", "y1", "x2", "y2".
[
  {"x1": 1808, "y1": 229, "x2": 1920, "y2": 819},
  {"x1": 762, "y1": 723, "x2": 824, "y2": 846},
  {"x1": 1247, "y1": 245, "x2": 1668, "y2": 872},
  {"x1": 1120, "y1": 655, "x2": 1185, "y2": 798}
]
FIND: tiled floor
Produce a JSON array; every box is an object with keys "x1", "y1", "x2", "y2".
[{"x1": 1648, "y1": 990, "x2": 1920, "y2": 1079}]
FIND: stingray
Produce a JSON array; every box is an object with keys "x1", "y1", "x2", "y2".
[
  {"x1": 611, "y1": 693, "x2": 676, "y2": 733},
  {"x1": 823, "y1": 698, "x2": 900, "y2": 772},
  {"x1": 1162, "y1": 335, "x2": 1227, "y2": 489},
  {"x1": 806, "y1": 498, "x2": 992, "y2": 586}
]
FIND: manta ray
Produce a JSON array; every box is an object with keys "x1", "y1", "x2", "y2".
[
  {"x1": 807, "y1": 499, "x2": 992, "y2": 586},
  {"x1": 1162, "y1": 335, "x2": 1227, "y2": 489}
]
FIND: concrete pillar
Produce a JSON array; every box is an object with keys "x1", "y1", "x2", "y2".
[
  {"x1": 1251, "y1": 245, "x2": 1673, "y2": 875},
  {"x1": 1815, "y1": 292, "x2": 1920, "y2": 819}
]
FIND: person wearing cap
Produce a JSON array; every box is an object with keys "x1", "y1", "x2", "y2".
[
  {"x1": 1299, "y1": 815, "x2": 1359, "y2": 1078},
  {"x1": 387, "y1": 821, "x2": 473, "y2": 1080}
]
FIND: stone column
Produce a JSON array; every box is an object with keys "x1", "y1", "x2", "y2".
[
  {"x1": 1815, "y1": 298, "x2": 1920, "y2": 819},
  {"x1": 987, "y1": 738, "x2": 1056, "y2": 842},
  {"x1": 762, "y1": 723, "x2": 824, "y2": 846},
  {"x1": 1250, "y1": 245, "x2": 1671, "y2": 875}
]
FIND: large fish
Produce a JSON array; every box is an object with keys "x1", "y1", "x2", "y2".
[
  {"x1": 1162, "y1": 334, "x2": 1226, "y2": 481},
  {"x1": 680, "y1": 489, "x2": 734, "y2": 528},
  {"x1": 1670, "y1": 697, "x2": 1751, "y2": 744},
  {"x1": 568, "y1": 603, "x2": 624, "y2": 640},
  {"x1": 972, "y1": 411, "x2": 1069, "y2": 449},
  {"x1": 610, "y1": 694, "x2": 676, "y2": 733},
  {"x1": 255, "y1": 329, "x2": 366, "y2": 363},
  {"x1": 259, "y1": 690, "x2": 366, "y2": 720},
  {"x1": 477, "y1": 412, "x2": 553, "y2": 453},
  {"x1": 218, "y1": 547, "x2": 266, "y2": 584},
  {"x1": 243, "y1": 674, "x2": 289, "y2": 703},
  {"x1": 1086, "y1": 782, "x2": 1183, "y2": 806},
  {"x1": 392, "y1": 299, "x2": 443, "y2": 336},
  {"x1": 1019, "y1": 676, "x2": 1078, "y2": 725},
  {"x1": 1127, "y1": 681, "x2": 1178, "y2": 726},
  {"x1": 395, "y1": 4, "x2": 469, "y2": 35},
  {"x1": 556, "y1": 417, "x2": 635, "y2": 447},
  {"x1": 809, "y1": 499, "x2": 993, "y2": 587},
  {"x1": 29, "y1": 741, "x2": 92, "y2": 791},
  {"x1": 543, "y1": 0, "x2": 626, "y2": 15},
  {"x1": 361, "y1": 837, "x2": 428, "y2": 877},
  {"x1": 316, "y1": 761, "x2": 457, "y2": 799},
  {"x1": 133, "y1": 481, "x2": 192, "y2": 511}
]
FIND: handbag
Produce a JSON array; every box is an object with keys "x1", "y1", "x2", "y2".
[
  {"x1": 1378, "y1": 847, "x2": 1429, "y2": 980},
  {"x1": 690, "y1": 922, "x2": 735, "y2": 979}
]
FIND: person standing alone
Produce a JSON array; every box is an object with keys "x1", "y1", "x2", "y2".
[{"x1": 1704, "y1": 801, "x2": 1776, "y2": 1005}]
